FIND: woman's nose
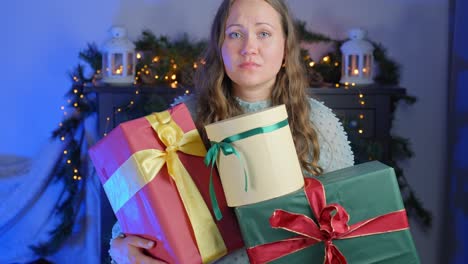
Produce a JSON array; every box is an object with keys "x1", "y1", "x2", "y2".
[{"x1": 241, "y1": 35, "x2": 258, "y2": 56}]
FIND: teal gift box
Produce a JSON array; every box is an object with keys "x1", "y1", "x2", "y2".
[{"x1": 234, "y1": 161, "x2": 420, "y2": 264}]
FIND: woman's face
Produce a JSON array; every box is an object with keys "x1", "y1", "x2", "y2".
[{"x1": 221, "y1": 0, "x2": 285, "y2": 99}]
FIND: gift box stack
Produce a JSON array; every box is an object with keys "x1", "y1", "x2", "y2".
[
  {"x1": 89, "y1": 103, "x2": 244, "y2": 264},
  {"x1": 204, "y1": 104, "x2": 420, "y2": 263}
]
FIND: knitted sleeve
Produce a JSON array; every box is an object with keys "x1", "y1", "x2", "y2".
[{"x1": 308, "y1": 98, "x2": 355, "y2": 173}]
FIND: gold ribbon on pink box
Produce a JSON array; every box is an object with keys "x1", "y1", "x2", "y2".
[{"x1": 103, "y1": 110, "x2": 227, "y2": 263}]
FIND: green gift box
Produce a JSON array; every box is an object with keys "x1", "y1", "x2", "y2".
[{"x1": 234, "y1": 161, "x2": 420, "y2": 264}]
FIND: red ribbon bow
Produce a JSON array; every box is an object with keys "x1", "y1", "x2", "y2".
[{"x1": 247, "y1": 178, "x2": 409, "y2": 264}]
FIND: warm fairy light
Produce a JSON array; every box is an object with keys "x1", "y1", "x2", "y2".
[
  {"x1": 359, "y1": 114, "x2": 364, "y2": 119},
  {"x1": 353, "y1": 69, "x2": 359, "y2": 75},
  {"x1": 358, "y1": 129, "x2": 363, "y2": 134},
  {"x1": 106, "y1": 117, "x2": 110, "y2": 121},
  {"x1": 193, "y1": 63, "x2": 198, "y2": 69},
  {"x1": 351, "y1": 83, "x2": 356, "y2": 86},
  {"x1": 135, "y1": 76, "x2": 139, "y2": 80},
  {"x1": 137, "y1": 71, "x2": 141, "y2": 75},
  {"x1": 335, "y1": 83, "x2": 340, "y2": 88},
  {"x1": 171, "y1": 81, "x2": 178, "y2": 88},
  {"x1": 136, "y1": 53, "x2": 142, "y2": 59},
  {"x1": 155, "y1": 75, "x2": 159, "y2": 79},
  {"x1": 173, "y1": 64, "x2": 177, "y2": 69},
  {"x1": 130, "y1": 101, "x2": 134, "y2": 105},
  {"x1": 164, "y1": 76, "x2": 169, "y2": 80},
  {"x1": 363, "y1": 68, "x2": 367, "y2": 73},
  {"x1": 322, "y1": 56, "x2": 330, "y2": 62},
  {"x1": 73, "y1": 76, "x2": 78, "y2": 82},
  {"x1": 144, "y1": 65, "x2": 148, "y2": 68},
  {"x1": 74, "y1": 169, "x2": 78, "y2": 173},
  {"x1": 73, "y1": 175, "x2": 78, "y2": 180},
  {"x1": 117, "y1": 108, "x2": 122, "y2": 112},
  {"x1": 334, "y1": 62, "x2": 339, "y2": 67},
  {"x1": 359, "y1": 94, "x2": 364, "y2": 98},
  {"x1": 59, "y1": 122, "x2": 63, "y2": 127},
  {"x1": 153, "y1": 57, "x2": 159, "y2": 63},
  {"x1": 171, "y1": 74, "x2": 176, "y2": 80},
  {"x1": 185, "y1": 90, "x2": 190, "y2": 94},
  {"x1": 80, "y1": 94, "x2": 84, "y2": 99},
  {"x1": 115, "y1": 68, "x2": 122, "y2": 74},
  {"x1": 60, "y1": 106, "x2": 65, "y2": 110},
  {"x1": 63, "y1": 150, "x2": 68, "y2": 154},
  {"x1": 309, "y1": 61, "x2": 315, "y2": 67},
  {"x1": 135, "y1": 90, "x2": 139, "y2": 95},
  {"x1": 73, "y1": 89, "x2": 78, "y2": 94},
  {"x1": 61, "y1": 136, "x2": 65, "y2": 141},
  {"x1": 360, "y1": 101, "x2": 365, "y2": 105},
  {"x1": 67, "y1": 160, "x2": 71, "y2": 164},
  {"x1": 103, "y1": 133, "x2": 107, "y2": 137},
  {"x1": 145, "y1": 70, "x2": 149, "y2": 75},
  {"x1": 133, "y1": 81, "x2": 137, "y2": 85},
  {"x1": 74, "y1": 102, "x2": 78, "y2": 107},
  {"x1": 344, "y1": 82, "x2": 349, "y2": 86},
  {"x1": 170, "y1": 59, "x2": 175, "y2": 63},
  {"x1": 97, "y1": 70, "x2": 101, "y2": 74}
]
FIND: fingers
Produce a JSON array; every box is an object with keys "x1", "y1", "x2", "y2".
[
  {"x1": 139, "y1": 254, "x2": 168, "y2": 264},
  {"x1": 125, "y1": 235, "x2": 156, "y2": 249}
]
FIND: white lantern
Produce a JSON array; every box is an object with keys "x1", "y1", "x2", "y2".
[
  {"x1": 102, "y1": 26, "x2": 136, "y2": 85},
  {"x1": 340, "y1": 28, "x2": 374, "y2": 85}
]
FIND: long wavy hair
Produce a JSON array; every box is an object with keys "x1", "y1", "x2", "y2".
[{"x1": 195, "y1": 0, "x2": 323, "y2": 176}]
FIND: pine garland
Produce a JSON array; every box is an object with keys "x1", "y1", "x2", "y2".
[{"x1": 33, "y1": 24, "x2": 430, "y2": 256}]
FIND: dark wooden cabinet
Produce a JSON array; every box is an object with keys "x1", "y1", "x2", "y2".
[{"x1": 87, "y1": 84, "x2": 405, "y2": 262}]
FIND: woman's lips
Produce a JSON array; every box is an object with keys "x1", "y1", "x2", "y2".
[{"x1": 239, "y1": 62, "x2": 260, "y2": 69}]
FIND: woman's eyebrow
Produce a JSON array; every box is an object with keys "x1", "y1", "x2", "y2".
[{"x1": 226, "y1": 22, "x2": 275, "y2": 29}]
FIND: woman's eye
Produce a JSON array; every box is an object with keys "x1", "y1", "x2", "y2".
[
  {"x1": 228, "y1": 32, "x2": 242, "y2": 39},
  {"x1": 258, "y1": 31, "x2": 271, "y2": 38}
]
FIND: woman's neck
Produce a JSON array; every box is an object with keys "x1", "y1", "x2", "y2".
[{"x1": 232, "y1": 84, "x2": 272, "y2": 102}]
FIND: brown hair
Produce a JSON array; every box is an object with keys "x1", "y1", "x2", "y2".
[{"x1": 195, "y1": 0, "x2": 323, "y2": 176}]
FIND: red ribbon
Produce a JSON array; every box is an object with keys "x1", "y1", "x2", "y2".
[{"x1": 247, "y1": 178, "x2": 409, "y2": 264}]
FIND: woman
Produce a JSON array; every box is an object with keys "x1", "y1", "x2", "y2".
[{"x1": 109, "y1": 0, "x2": 354, "y2": 263}]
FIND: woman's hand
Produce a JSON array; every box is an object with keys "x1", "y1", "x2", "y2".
[{"x1": 109, "y1": 234, "x2": 167, "y2": 264}]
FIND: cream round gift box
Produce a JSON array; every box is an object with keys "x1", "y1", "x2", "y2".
[{"x1": 204, "y1": 105, "x2": 304, "y2": 206}]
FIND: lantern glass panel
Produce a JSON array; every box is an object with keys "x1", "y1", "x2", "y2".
[
  {"x1": 112, "y1": 53, "x2": 123, "y2": 76},
  {"x1": 348, "y1": 54, "x2": 360, "y2": 76},
  {"x1": 363, "y1": 54, "x2": 372, "y2": 77},
  {"x1": 127, "y1": 52, "x2": 134, "y2": 76}
]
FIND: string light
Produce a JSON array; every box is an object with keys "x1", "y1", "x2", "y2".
[
  {"x1": 59, "y1": 122, "x2": 63, "y2": 127},
  {"x1": 334, "y1": 62, "x2": 339, "y2": 67},
  {"x1": 73, "y1": 89, "x2": 78, "y2": 94},
  {"x1": 74, "y1": 169, "x2": 78, "y2": 173},
  {"x1": 153, "y1": 57, "x2": 159, "y2": 62},
  {"x1": 185, "y1": 90, "x2": 190, "y2": 94},
  {"x1": 173, "y1": 64, "x2": 177, "y2": 69},
  {"x1": 63, "y1": 150, "x2": 68, "y2": 154},
  {"x1": 360, "y1": 101, "x2": 365, "y2": 106},
  {"x1": 67, "y1": 159, "x2": 71, "y2": 164},
  {"x1": 171, "y1": 74, "x2": 176, "y2": 80},
  {"x1": 351, "y1": 83, "x2": 356, "y2": 86},
  {"x1": 358, "y1": 129, "x2": 364, "y2": 134},
  {"x1": 136, "y1": 53, "x2": 142, "y2": 59},
  {"x1": 309, "y1": 61, "x2": 315, "y2": 67},
  {"x1": 61, "y1": 136, "x2": 65, "y2": 141},
  {"x1": 164, "y1": 76, "x2": 169, "y2": 80},
  {"x1": 359, "y1": 114, "x2": 364, "y2": 119},
  {"x1": 193, "y1": 63, "x2": 198, "y2": 69},
  {"x1": 335, "y1": 83, "x2": 340, "y2": 88},
  {"x1": 322, "y1": 56, "x2": 330, "y2": 62},
  {"x1": 60, "y1": 106, "x2": 65, "y2": 110},
  {"x1": 80, "y1": 94, "x2": 84, "y2": 99},
  {"x1": 359, "y1": 93, "x2": 364, "y2": 98}
]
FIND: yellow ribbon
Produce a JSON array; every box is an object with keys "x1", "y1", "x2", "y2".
[{"x1": 104, "y1": 110, "x2": 227, "y2": 263}]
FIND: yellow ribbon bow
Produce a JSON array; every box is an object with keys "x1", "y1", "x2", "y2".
[{"x1": 104, "y1": 110, "x2": 227, "y2": 263}]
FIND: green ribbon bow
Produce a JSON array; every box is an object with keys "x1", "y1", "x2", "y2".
[{"x1": 204, "y1": 118, "x2": 289, "y2": 221}]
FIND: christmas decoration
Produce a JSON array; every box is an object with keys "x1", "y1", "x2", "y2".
[
  {"x1": 32, "y1": 22, "x2": 430, "y2": 256},
  {"x1": 102, "y1": 26, "x2": 136, "y2": 85},
  {"x1": 340, "y1": 28, "x2": 374, "y2": 85}
]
